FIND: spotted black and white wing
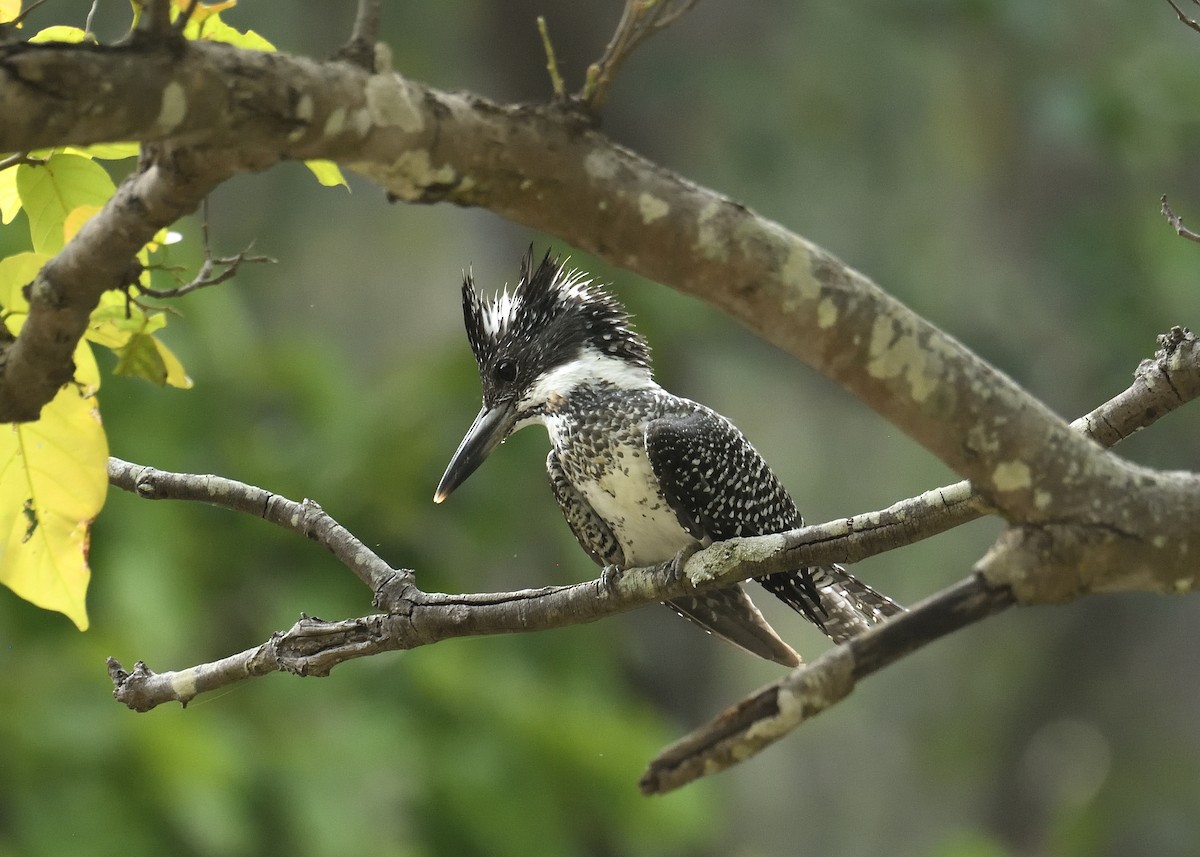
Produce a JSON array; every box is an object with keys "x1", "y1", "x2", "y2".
[
  {"x1": 547, "y1": 449, "x2": 803, "y2": 667},
  {"x1": 646, "y1": 407, "x2": 903, "y2": 643}
]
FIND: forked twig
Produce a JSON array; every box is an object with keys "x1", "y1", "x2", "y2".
[{"x1": 582, "y1": 0, "x2": 701, "y2": 109}]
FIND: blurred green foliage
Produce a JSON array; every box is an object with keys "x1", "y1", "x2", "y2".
[{"x1": 2, "y1": 2, "x2": 1199, "y2": 856}]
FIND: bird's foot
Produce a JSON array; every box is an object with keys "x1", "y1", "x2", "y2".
[
  {"x1": 662, "y1": 543, "x2": 703, "y2": 585},
  {"x1": 599, "y1": 564, "x2": 624, "y2": 596}
]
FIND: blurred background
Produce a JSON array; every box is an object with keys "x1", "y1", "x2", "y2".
[{"x1": 2, "y1": 1, "x2": 1199, "y2": 855}]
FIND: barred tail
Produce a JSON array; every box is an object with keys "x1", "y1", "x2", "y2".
[
  {"x1": 811, "y1": 564, "x2": 904, "y2": 643},
  {"x1": 758, "y1": 564, "x2": 904, "y2": 645}
]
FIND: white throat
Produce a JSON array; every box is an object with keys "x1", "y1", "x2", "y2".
[{"x1": 516, "y1": 349, "x2": 654, "y2": 422}]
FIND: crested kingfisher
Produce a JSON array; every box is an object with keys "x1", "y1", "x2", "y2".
[{"x1": 434, "y1": 249, "x2": 902, "y2": 666}]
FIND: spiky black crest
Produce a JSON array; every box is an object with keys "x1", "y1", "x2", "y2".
[{"x1": 461, "y1": 248, "x2": 651, "y2": 404}]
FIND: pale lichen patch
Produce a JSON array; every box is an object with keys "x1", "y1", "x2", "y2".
[
  {"x1": 992, "y1": 460, "x2": 1032, "y2": 492},
  {"x1": 366, "y1": 76, "x2": 424, "y2": 132},
  {"x1": 324, "y1": 106, "x2": 346, "y2": 137},
  {"x1": 1034, "y1": 490, "x2": 1053, "y2": 511},
  {"x1": 686, "y1": 534, "x2": 784, "y2": 586},
  {"x1": 695, "y1": 200, "x2": 725, "y2": 260},
  {"x1": 781, "y1": 240, "x2": 818, "y2": 304},
  {"x1": 638, "y1": 193, "x2": 669, "y2": 224},
  {"x1": 155, "y1": 81, "x2": 188, "y2": 135},
  {"x1": 817, "y1": 296, "x2": 839, "y2": 329},
  {"x1": 584, "y1": 149, "x2": 620, "y2": 180},
  {"x1": 295, "y1": 93, "x2": 314, "y2": 123},
  {"x1": 169, "y1": 670, "x2": 198, "y2": 702},
  {"x1": 866, "y1": 314, "x2": 938, "y2": 402},
  {"x1": 386, "y1": 150, "x2": 457, "y2": 199}
]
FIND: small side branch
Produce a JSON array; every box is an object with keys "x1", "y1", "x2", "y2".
[
  {"x1": 338, "y1": 0, "x2": 382, "y2": 70},
  {"x1": 138, "y1": 243, "x2": 274, "y2": 299},
  {"x1": 1161, "y1": 195, "x2": 1200, "y2": 244},
  {"x1": 583, "y1": 0, "x2": 701, "y2": 109},
  {"x1": 107, "y1": 457, "x2": 409, "y2": 595},
  {"x1": 137, "y1": 202, "x2": 275, "y2": 300},
  {"x1": 536, "y1": 16, "x2": 567, "y2": 100}
]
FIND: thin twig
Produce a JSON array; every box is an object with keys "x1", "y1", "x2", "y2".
[
  {"x1": 0, "y1": 152, "x2": 43, "y2": 172},
  {"x1": 138, "y1": 245, "x2": 274, "y2": 299},
  {"x1": 537, "y1": 16, "x2": 567, "y2": 100},
  {"x1": 583, "y1": 0, "x2": 702, "y2": 109},
  {"x1": 172, "y1": 0, "x2": 201, "y2": 34},
  {"x1": 338, "y1": 0, "x2": 382, "y2": 71},
  {"x1": 5, "y1": 0, "x2": 50, "y2": 29},
  {"x1": 84, "y1": 0, "x2": 101, "y2": 39},
  {"x1": 1161, "y1": 194, "x2": 1200, "y2": 244},
  {"x1": 1166, "y1": 0, "x2": 1200, "y2": 34},
  {"x1": 136, "y1": 201, "x2": 275, "y2": 299}
]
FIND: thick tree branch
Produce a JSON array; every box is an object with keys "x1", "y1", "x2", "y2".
[
  {"x1": 106, "y1": 330, "x2": 1198, "y2": 713},
  {"x1": 7, "y1": 40, "x2": 1196, "y2": 599}
]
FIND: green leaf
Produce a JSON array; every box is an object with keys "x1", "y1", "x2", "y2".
[
  {"x1": 64, "y1": 142, "x2": 140, "y2": 161},
  {"x1": 15, "y1": 154, "x2": 115, "y2": 254},
  {"x1": 113, "y1": 332, "x2": 164, "y2": 381},
  {"x1": 305, "y1": 160, "x2": 349, "y2": 189}
]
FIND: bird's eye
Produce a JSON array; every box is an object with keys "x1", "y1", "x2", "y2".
[{"x1": 495, "y1": 358, "x2": 518, "y2": 383}]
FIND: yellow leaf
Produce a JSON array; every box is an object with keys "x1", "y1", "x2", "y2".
[
  {"x1": 304, "y1": 160, "x2": 349, "y2": 189},
  {"x1": 0, "y1": 0, "x2": 21, "y2": 24},
  {"x1": 63, "y1": 204, "x2": 102, "y2": 243},
  {"x1": 155, "y1": 337, "x2": 193, "y2": 389},
  {"x1": 28, "y1": 25, "x2": 89, "y2": 43},
  {"x1": 84, "y1": 291, "x2": 135, "y2": 349},
  {"x1": 0, "y1": 340, "x2": 107, "y2": 630},
  {"x1": 171, "y1": 0, "x2": 237, "y2": 21},
  {"x1": 0, "y1": 252, "x2": 50, "y2": 313},
  {"x1": 0, "y1": 168, "x2": 20, "y2": 225}
]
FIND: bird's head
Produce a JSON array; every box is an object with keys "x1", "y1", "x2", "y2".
[{"x1": 434, "y1": 248, "x2": 651, "y2": 503}]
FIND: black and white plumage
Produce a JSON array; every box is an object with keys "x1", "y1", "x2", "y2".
[{"x1": 435, "y1": 249, "x2": 902, "y2": 666}]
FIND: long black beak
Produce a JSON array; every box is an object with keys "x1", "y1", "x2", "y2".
[{"x1": 433, "y1": 402, "x2": 518, "y2": 503}]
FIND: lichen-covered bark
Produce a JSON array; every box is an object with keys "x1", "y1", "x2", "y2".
[{"x1": 3, "y1": 37, "x2": 1199, "y2": 598}]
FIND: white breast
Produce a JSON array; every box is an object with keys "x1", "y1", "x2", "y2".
[{"x1": 573, "y1": 440, "x2": 697, "y2": 567}]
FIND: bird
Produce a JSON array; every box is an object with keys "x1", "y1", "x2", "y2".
[{"x1": 434, "y1": 248, "x2": 903, "y2": 666}]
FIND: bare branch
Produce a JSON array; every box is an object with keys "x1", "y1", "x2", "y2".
[
  {"x1": 1161, "y1": 194, "x2": 1200, "y2": 244},
  {"x1": 106, "y1": 457, "x2": 408, "y2": 595},
  {"x1": 138, "y1": 244, "x2": 273, "y2": 299},
  {"x1": 640, "y1": 574, "x2": 1013, "y2": 794},
  {"x1": 583, "y1": 0, "x2": 702, "y2": 108}
]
